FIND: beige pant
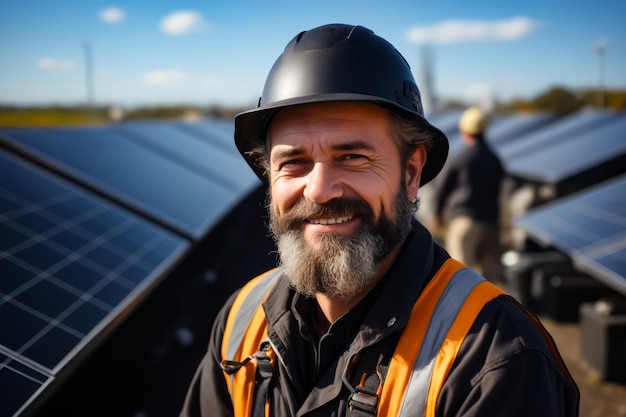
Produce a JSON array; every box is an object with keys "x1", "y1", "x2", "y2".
[{"x1": 445, "y1": 216, "x2": 503, "y2": 284}]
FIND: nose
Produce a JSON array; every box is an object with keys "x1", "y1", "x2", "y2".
[{"x1": 303, "y1": 162, "x2": 343, "y2": 204}]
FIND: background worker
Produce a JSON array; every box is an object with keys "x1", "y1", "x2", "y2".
[
  {"x1": 181, "y1": 24, "x2": 578, "y2": 417},
  {"x1": 430, "y1": 106, "x2": 506, "y2": 284}
]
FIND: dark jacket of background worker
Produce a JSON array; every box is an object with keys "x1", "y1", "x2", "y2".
[{"x1": 430, "y1": 107, "x2": 505, "y2": 283}]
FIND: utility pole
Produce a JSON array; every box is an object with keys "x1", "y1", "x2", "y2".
[
  {"x1": 83, "y1": 42, "x2": 95, "y2": 120},
  {"x1": 592, "y1": 41, "x2": 606, "y2": 109}
]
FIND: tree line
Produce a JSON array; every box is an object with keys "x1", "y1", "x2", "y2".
[{"x1": 1, "y1": 87, "x2": 625, "y2": 128}]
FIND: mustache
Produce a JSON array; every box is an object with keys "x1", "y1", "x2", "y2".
[{"x1": 275, "y1": 198, "x2": 374, "y2": 227}]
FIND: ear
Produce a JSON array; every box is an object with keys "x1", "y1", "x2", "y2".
[{"x1": 405, "y1": 145, "x2": 427, "y2": 200}]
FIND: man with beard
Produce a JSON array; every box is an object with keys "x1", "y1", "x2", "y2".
[{"x1": 180, "y1": 24, "x2": 579, "y2": 417}]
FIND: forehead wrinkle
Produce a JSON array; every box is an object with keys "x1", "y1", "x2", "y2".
[{"x1": 271, "y1": 138, "x2": 377, "y2": 162}]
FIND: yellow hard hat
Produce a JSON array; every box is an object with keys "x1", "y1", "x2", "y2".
[{"x1": 458, "y1": 106, "x2": 489, "y2": 134}]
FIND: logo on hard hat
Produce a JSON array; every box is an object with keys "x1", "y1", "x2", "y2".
[{"x1": 405, "y1": 82, "x2": 423, "y2": 116}]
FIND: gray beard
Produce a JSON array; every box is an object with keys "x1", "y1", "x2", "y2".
[{"x1": 268, "y1": 190, "x2": 416, "y2": 301}]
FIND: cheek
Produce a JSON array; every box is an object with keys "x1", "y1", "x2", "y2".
[
  {"x1": 358, "y1": 171, "x2": 401, "y2": 207},
  {"x1": 270, "y1": 179, "x2": 302, "y2": 214}
]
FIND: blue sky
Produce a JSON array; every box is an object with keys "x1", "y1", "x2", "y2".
[{"x1": 1, "y1": 0, "x2": 625, "y2": 112}]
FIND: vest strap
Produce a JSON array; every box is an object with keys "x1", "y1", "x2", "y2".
[
  {"x1": 347, "y1": 364, "x2": 384, "y2": 417},
  {"x1": 252, "y1": 341, "x2": 274, "y2": 417}
]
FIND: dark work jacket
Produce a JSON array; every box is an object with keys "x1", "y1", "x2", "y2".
[
  {"x1": 180, "y1": 221, "x2": 579, "y2": 417},
  {"x1": 432, "y1": 140, "x2": 505, "y2": 227}
]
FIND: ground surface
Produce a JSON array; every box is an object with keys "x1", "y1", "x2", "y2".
[{"x1": 542, "y1": 317, "x2": 626, "y2": 417}]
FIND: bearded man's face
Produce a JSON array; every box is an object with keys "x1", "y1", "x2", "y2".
[
  {"x1": 268, "y1": 190, "x2": 415, "y2": 301},
  {"x1": 266, "y1": 102, "x2": 424, "y2": 301}
]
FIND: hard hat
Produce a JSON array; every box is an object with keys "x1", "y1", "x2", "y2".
[
  {"x1": 458, "y1": 106, "x2": 489, "y2": 135},
  {"x1": 234, "y1": 23, "x2": 449, "y2": 186}
]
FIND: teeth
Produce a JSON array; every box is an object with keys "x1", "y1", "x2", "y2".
[{"x1": 309, "y1": 216, "x2": 352, "y2": 225}]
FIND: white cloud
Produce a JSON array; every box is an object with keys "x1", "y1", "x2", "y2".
[
  {"x1": 143, "y1": 70, "x2": 188, "y2": 85},
  {"x1": 100, "y1": 7, "x2": 126, "y2": 24},
  {"x1": 160, "y1": 10, "x2": 209, "y2": 35},
  {"x1": 37, "y1": 58, "x2": 76, "y2": 71},
  {"x1": 407, "y1": 16, "x2": 539, "y2": 45}
]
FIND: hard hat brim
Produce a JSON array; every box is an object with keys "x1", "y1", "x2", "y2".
[{"x1": 234, "y1": 93, "x2": 449, "y2": 186}]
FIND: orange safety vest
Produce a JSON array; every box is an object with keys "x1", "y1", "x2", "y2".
[{"x1": 220, "y1": 259, "x2": 505, "y2": 417}]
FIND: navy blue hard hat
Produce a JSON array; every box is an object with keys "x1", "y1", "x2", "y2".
[{"x1": 234, "y1": 23, "x2": 448, "y2": 185}]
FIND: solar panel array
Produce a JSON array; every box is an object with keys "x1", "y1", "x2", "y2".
[
  {"x1": 2, "y1": 109, "x2": 625, "y2": 415},
  {"x1": 0, "y1": 120, "x2": 260, "y2": 416},
  {"x1": 498, "y1": 109, "x2": 621, "y2": 161},
  {"x1": 486, "y1": 112, "x2": 556, "y2": 147},
  {"x1": 505, "y1": 112, "x2": 626, "y2": 184},
  {"x1": 515, "y1": 174, "x2": 626, "y2": 295},
  {"x1": 0, "y1": 122, "x2": 258, "y2": 240},
  {"x1": 425, "y1": 109, "x2": 625, "y2": 305}
]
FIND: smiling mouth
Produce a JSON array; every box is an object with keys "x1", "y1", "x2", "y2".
[{"x1": 307, "y1": 216, "x2": 353, "y2": 225}]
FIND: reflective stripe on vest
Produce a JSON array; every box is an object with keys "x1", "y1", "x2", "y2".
[
  {"x1": 224, "y1": 269, "x2": 282, "y2": 365},
  {"x1": 383, "y1": 260, "x2": 504, "y2": 416},
  {"x1": 221, "y1": 268, "x2": 282, "y2": 417},
  {"x1": 221, "y1": 259, "x2": 504, "y2": 417}
]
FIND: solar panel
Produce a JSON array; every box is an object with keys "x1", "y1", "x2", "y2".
[
  {"x1": 0, "y1": 150, "x2": 189, "y2": 417},
  {"x1": 172, "y1": 120, "x2": 238, "y2": 153},
  {"x1": 505, "y1": 115, "x2": 626, "y2": 184},
  {"x1": 0, "y1": 125, "x2": 257, "y2": 240},
  {"x1": 498, "y1": 109, "x2": 621, "y2": 161},
  {"x1": 446, "y1": 112, "x2": 556, "y2": 158},
  {"x1": 515, "y1": 174, "x2": 626, "y2": 295},
  {"x1": 486, "y1": 112, "x2": 556, "y2": 146},
  {"x1": 575, "y1": 243, "x2": 626, "y2": 295},
  {"x1": 115, "y1": 122, "x2": 254, "y2": 190}
]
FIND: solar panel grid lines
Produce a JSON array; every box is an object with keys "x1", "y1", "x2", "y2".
[
  {"x1": 0, "y1": 126, "x2": 255, "y2": 240},
  {"x1": 516, "y1": 176, "x2": 626, "y2": 253},
  {"x1": 0, "y1": 150, "x2": 189, "y2": 417},
  {"x1": 0, "y1": 119, "x2": 270, "y2": 416},
  {"x1": 0, "y1": 130, "x2": 194, "y2": 241},
  {"x1": 515, "y1": 174, "x2": 626, "y2": 295},
  {"x1": 1, "y1": 209, "x2": 182, "y2": 369},
  {"x1": 0, "y1": 349, "x2": 52, "y2": 417}
]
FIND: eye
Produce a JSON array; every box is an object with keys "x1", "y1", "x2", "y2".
[
  {"x1": 341, "y1": 154, "x2": 365, "y2": 161},
  {"x1": 276, "y1": 158, "x2": 311, "y2": 175},
  {"x1": 339, "y1": 154, "x2": 369, "y2": 165},
  {"x1": 280, "y1": 158, "x2": 305, "y2": 167}
]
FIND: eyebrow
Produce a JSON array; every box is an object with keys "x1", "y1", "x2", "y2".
[
  {"x1": 272, "y1": 147, "x2": 305, "y2": 161},
  {"x1": 272, "y1": 139, "x2": 376, "y2": 160}
]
